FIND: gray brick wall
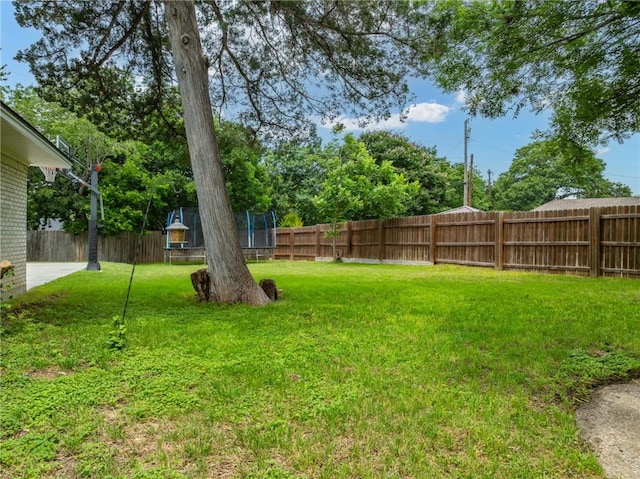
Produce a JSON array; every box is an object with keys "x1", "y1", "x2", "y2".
[{"x1": 1, "y1": 153, "x2": 28, "y2": 298}]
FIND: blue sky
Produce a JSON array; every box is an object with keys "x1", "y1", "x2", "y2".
[{"x1": 2, "y1": 1, "x2": 639, "y2": 195}]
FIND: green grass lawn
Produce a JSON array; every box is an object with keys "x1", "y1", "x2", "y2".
[{"x1": 1, "y1": 262, "x2": 639, "y2": 478}]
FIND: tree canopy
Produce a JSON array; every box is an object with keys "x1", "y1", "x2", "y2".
[
  {"x1": 5, "y1": 86, "x2": 194, "y2": 234},
  {"x1": 492, "y1": 140, "x2": 632, "y2": 211},
  {"x1": 216, "y1": 120, "x2": 270, "y2": 212},
  {"x1": 313, "y1": 135, "x2": 419, "y2": 223},
  {"x1": 423, "y1": 0, "x2": 640, "y2": 147},
  {"x1": 441, "y1": 162, "x2": 491, "y2": 212},
  {"x1": 5, "y1": 86, "x2": 273, "y2": 235},
  {"x1": 264, "y1": 142, "x2": 327, "y2": 227},
  {"x1": 358, "y1": 131, "x2": 450, "y2": 215},
  {"x1": 15, "y1": 0, "x2": 427, "y2": 139}
]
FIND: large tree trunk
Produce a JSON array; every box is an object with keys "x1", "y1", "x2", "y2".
[{"x1": 164, "y1": 1, "x2": 269, "y2": 305}]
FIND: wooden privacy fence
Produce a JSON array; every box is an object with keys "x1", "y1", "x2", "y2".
[
  {"x1": 28, "y1": 231, "x2": 165, "y2": 264},
  {"x1": 27, "y1": 205, "x2": 640, "y2": 278},
  {"x1": 275, "y1": 206, "x2": 640, "y2": 278}
]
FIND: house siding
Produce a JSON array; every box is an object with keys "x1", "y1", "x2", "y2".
[{"x1": 0, "y1": 152, "x2": 29, "y2": 298}]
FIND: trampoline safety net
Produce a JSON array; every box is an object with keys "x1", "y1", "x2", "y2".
[{"x1": 166, "y1": 208, "x2": 277, "y2": 249}]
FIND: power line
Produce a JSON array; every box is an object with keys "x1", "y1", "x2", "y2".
[
  {"x1": 607, "y1": 173, "x2": 640, "y2": 180},
  {"x1": 469, "y1": 138, "x2": 515, "y2": 155},
  {"x1": 442, "y1": 139, "x2": 463, "y2": 158}
]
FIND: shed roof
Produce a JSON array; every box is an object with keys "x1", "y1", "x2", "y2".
[
  {"x1": 1, "y1": 101, "x2": 73, "y2": 168},
  {"x1": 532, "y1": 198, "x2": 640, "y2": 211},
  {"x1": 437, "y1": 205, "x2": 483, "y2": 215}
]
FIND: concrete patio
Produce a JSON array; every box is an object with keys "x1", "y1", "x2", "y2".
[{"x1": 26, "y1": 262, "x2": 87, "y2": 290}]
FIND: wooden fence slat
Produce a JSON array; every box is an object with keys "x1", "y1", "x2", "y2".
[
  {"x1": 590, "y1": 207, "x2": 601, "y2": 277},
  {"x1": 495, "y1": 211, "x2": 504, "y2": 270},
  {"x1": 378, "y1": 220, "x2": 385, "y2": 261},
  {"x1": 429, "y1": 215, "x2": 438, "y2": 264}
]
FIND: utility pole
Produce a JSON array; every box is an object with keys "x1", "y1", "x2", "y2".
[
  {"x1": 463, "y1": 119, "x2": 470, "y2": 206},
  {"x1": 469, "y1": 153, "x2": 474, "y2": 206},
  {"x1": 487, "y1": 169, "x2": 493, "y2": 202}
]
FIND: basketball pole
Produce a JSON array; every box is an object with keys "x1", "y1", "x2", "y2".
[{"x1": 86, "y1": 164, "x2": 101, "y2": 271}]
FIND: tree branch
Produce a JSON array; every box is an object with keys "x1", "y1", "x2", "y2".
[
  {"x1": 91, "y1": 1, "x2": 150, "y2": 69},
  {"x1": 208, "y1": 0, "x2": 266, "y2": 127},
  {"x1": 91, "y1": 1, "x2": 126, "y2": 64}
]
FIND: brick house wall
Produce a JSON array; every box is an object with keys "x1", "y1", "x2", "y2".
[
  {"x1": 1, "y1": 101, "x2": 72, "y2": 300},
  {"x1": 0, "y1": 152, "x2": 29, "y2": 298}
]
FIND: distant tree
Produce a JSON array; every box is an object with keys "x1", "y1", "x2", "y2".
[
  {"x1": 8, "y1": 87, "x2": 269, "y2": 233},
  {"x1": 5, "y1": 86, "x2": 114, "y2": 231},
  {"x1": 359, "y1": 131, "x2": 450, "y2": 215},
  {"x1": 264, "y1": 141, "x2": 327, "y2": 226},
  {"x1": 313, "y1": 135, "x2": 419, "y2": 257},
  {"x1": 5, "y1": 86, "x2": 193, "y2": 233},
  {"x1": 36, "y1": 65, "x2": 144, "y2": 142},
  {"x1": 492, "y1": 140, "x2": 632, "y2": 211},
  {"x1": 98, "y1": 141, "x2": 197, "y2": 235},
  {"x1": 216, "y1": 120, "x2": 270, "y2": 212},
  {"x1": 278, "y1": 212, "x2": 304, "y2": 228},
  {"x1": 423, "y1": 0, "x2": 640, "y2": 147}
]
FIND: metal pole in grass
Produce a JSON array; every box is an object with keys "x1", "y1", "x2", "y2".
[
  {"x1": 86, "y1": 163, "x2": 102, "y2": 271},
  {"x1": 108, "y1": 181, "x2": 157, "y2": 350}
]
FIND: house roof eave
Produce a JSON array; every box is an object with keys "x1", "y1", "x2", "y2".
[{"x1": 1, "y1": 101, "x2": 73, "y2": 169}]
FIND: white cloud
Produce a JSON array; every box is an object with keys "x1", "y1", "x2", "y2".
[
  {"x1": 324, "y1": 101, "x2": 451, "y2": 132},
  {"x1": 596, "y1": 146, "x2": 610, "y2": 155},
  {"x1": 454, "y1": 88, "x2": 467, "y2": 107},
  {"x1": 406, "y1": 102, "x2": 450, "y2": 123}
]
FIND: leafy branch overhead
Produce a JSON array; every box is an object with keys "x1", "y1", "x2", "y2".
[
  {"x1": 15, "y1": 0, "x2": 427, "y2": 139},
  {"x1": 15, "y1": 1, "x2": 637, "y2": 147},
  {"x1": 422, "y1": 0, "x2": 640, "y2": 146}
]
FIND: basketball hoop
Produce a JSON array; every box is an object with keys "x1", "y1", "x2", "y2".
[{"x1": 39, "y1": 166, "x2": 58, "y2": 183}]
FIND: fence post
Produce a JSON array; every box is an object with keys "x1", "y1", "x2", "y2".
[
  {"x1": 378, "y1": 220, "x2": 386, "y2": 261},
  {"x1": 589, "y1": 207, "x2": 602, "y2": 277},
  {"x1": 429, "y1": 215, "x2": 438, "y2": 264},
  {"x1": 315, "y1": 225, "x2": 321, "y2": 259},
  {"x1": 289, "y1": 229, "x2": 295, "y2": 260},
  {"x1": 346, "y1": 222, "x2": 353, "y2": 258},
  {"x1": 495, "y1": 211, "x2": 504, "y2": 270}
]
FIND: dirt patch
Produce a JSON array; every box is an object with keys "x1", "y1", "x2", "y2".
[
  {"x1": 576, "y1": 379, "x2": 640, "y2": 479},
  {"x1": 27, "y1": 366, "x2": 74, "y2": 380},
  {"x1": 8, "y1": 292, "x2": 67, "y2": 316},
  {"x1": 48, "y1": 450, "x2": 79, "y2": 478},
  {"x1": 98, "y1": 407, "x2": 175, "y2": 460},
  {"x1": 96, "y1": 407, "x2": 256, "y2": 477}
]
